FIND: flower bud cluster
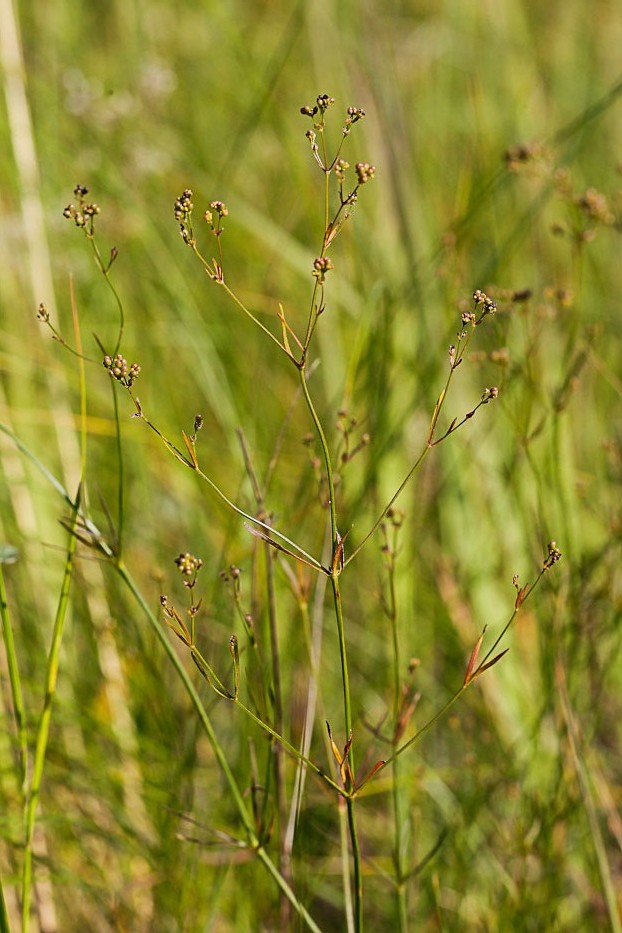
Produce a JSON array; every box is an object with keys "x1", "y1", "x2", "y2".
[
  {"x1": 481, "y1": 386, "x2": 499, "y2": 403},
  {"x1": 209, "y1": 200, "x2": 228, "y2": 219},
  {"x1": 345, "y1": 107, "x2": 365, "y2": 125},
  {"x1": 300, "y1": 94, "x2": 335, "y2": 119},
  {"x1": 543, "y1": 541, "x2": 562, "y2": 569},
  {"x1": 312, "y1": 256, "x2": 334, "y2": 283},
  {"x1": 174, "y1": 189, "x2": 194, "y2": 245},
  {"x1": 472, "y1": 290, "x2": 497, "y2": 316},
  {"x1": 174, "y1": 189, "x2": 193, "y2": 223},
  {"x1": 63, "y1": 184, "x2": 100, "y2": 233},
  {"x1": 175, "y1": 552, "x2": 203, "y2": 576},
  {"x1": 355, "y1": 162, "x2": 375, "y2": 185},
  {"x1": 103, "y1": 353, "x2": 141, "y2": 387},
  {"x1": 335, "y1": 159, "x2": 350, "y2": 182}
]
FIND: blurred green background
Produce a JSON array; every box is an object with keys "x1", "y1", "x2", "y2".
[{"x1": 1, "y1": 0, "x2": 621, "y2": 929}]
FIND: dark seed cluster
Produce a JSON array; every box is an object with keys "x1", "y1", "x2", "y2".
[{"x1": 63, "y1": 184, "x2": 100, "y2": 234}]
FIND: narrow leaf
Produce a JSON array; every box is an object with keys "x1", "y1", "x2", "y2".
[
  {"x1": 474, "y1": 648, "x2": 510, "y2": 678},
  {"x1": 515, "y1": 584, "x2": 529, "y2": 609},
  {"x1": 355, "y1": 759, "x2": 386, "y2": 792},
  {"x1": 326, "y1": 721, "x2": 343, "y2": 766},
  {"x1": 243, "y1": 522, "x2": 326, "y2": 573},
  {"x1": 181, "y1": 431, "x2": 199, "y2": 469},
  {"x1": 464, "y1": 626, "x2": 487, "y2": 686},
  {"x1": 277, "y1": 304, "x2": 292, "y2": 357}
]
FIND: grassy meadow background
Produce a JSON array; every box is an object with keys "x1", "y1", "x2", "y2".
[{"x1": 1, "y1": 0, "x2": 622, "y2": 929}]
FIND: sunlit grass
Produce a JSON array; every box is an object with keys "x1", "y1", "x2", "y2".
[{"x1": 1, "y1": 0, "x2": 622, "y2": 929}]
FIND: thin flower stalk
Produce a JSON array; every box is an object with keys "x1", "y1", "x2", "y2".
[
  {"x1": 346, "y1": 292, "x2": 498, "y2": 566},
  {"x1": 117, "y1": 564, "x2": 323, "y2": 932}
]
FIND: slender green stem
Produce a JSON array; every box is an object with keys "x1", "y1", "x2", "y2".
[
  {"x1": 235, "y1": 698, "x2": 341, "y2": 793},
  {"x1": 264, "y1": 547, "x2": 286, "y2": 833},
  {"x1": 379, "y1": 555, "x2": 557, "y2": 777},
  {"x1": 235, "y1": 429, "x2": 286, "y2": 851},
  {"x1": 323, "y1": 140, "x2": 330, "y2": 233},
  {"x1": 384, "y1": 535, "x2": 408, "y2": 930},
  {"x1": 134, "y1": 403, "x2": 326, "y2": 571},
  {"x1": 188, "y1": 239, "x2": 297, "y2": 362},
  {"x1": 88, "y1": 236, "x2": 125, "y2": 355},
  {"x1": 0, "y1": 564, "x2": 28, "y2": 793},
  {"x1": 295, "y1": 158, "x2": 363, "y2": 921},
  {"x1": 330, "y1": 574, "x2": 363, "y2": 931},
  {"x1": 255, "y1": 847, "x2": 323, "y2": 933},
  {"x1": 303, "y1": 277, "x2": 322, "y2": 351},
  {"x1": 330, "y1": 576, "x2": 353, "y2": 747},
  {"x1": 345, "y1": 320, "x2": 483, "y2": 567},
  {"x1": 21, "y1": 290, "x2": 88, "y2": 931},
  {"x1": 21, "y1": 495, "x2": 80, "y2": 931},
  {"x1": 118, "y1": 563, "x2": 255, "y2": 829},
  {"x1": 557, "y1": 663, "x2": 622, "y2": 933},
  {"x1": 480, "y1": 569, "x2": 546, "y2": 666},
  {"x1": 0, "y1": 416, "x2": 321, "y2": 929},
  {"x1": 337, "y1": 795, "x2": 356, "y2": 933},
  {"x1": 236, "y1": 429, "x2": 288, "y2": 899},
  {"x1": 117, "y1": 564, "x2": 322, "y2": 931},
  {"x1": 219, "y1": 279, "x2": 296, "y2": 361},
  {"x1": 388, "y1": 687, "x2": 468, "y2": 770},
  {"x1": 346, "y1": 795, "x2": 363, "y2": 933},
  {"x1": 346, "y1": 445, "x2": 431, "y2": 567},
  {"x1": 299, "y1": 366, "x2": 338, "y2": 549},
  {"x1": 0, "y1": 882, "x2": 8, "y2": 933},
  {"x1": 110, "y1": 381, "x2": 125, "y2": 558},
  {"x1": 196, "y1": 457, "x2": 326, "y2": 569}
]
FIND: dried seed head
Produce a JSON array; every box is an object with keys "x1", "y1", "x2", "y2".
[
  {"x1": 345, "y1": 106, "x2": 365, "y2": 124},
  {"x1": 63, "y1": 187, "x2": 100, "y2": 231},
  {"x1": 305, "y1": 128, "x2": 317, "y2": 146},
  {"x1": 543, "y1": 541, "x2": 562, "y2": 569},
  {"x1": 504, "y1": 142, "x2": 546, "y2": 171},
  {"x1": 472, "y1": 289, "x2": 497, "y2": 318},
  {"x1": 209, "y1": 200, "x2": 228, "y2": 218},
  {"x1": 174, "y1": 189, "x2": 193, "y2": 222},
  {"x1": 312, "y1": 256, "x2": 334, "y2": 283},
  {"x1": 316, "y1": 93, "x2": 335, "y2": 113},
  {"x1": 575, "y1": 187, "x2": 615, "y2": 226}
]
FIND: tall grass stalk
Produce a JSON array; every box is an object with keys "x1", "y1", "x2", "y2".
[
  {"x1": 6, "y1": 78, "x2": 602, "y2": 929},
  {"x1": 20, "y1": 281, "x2": 87, "y2": 930}
]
